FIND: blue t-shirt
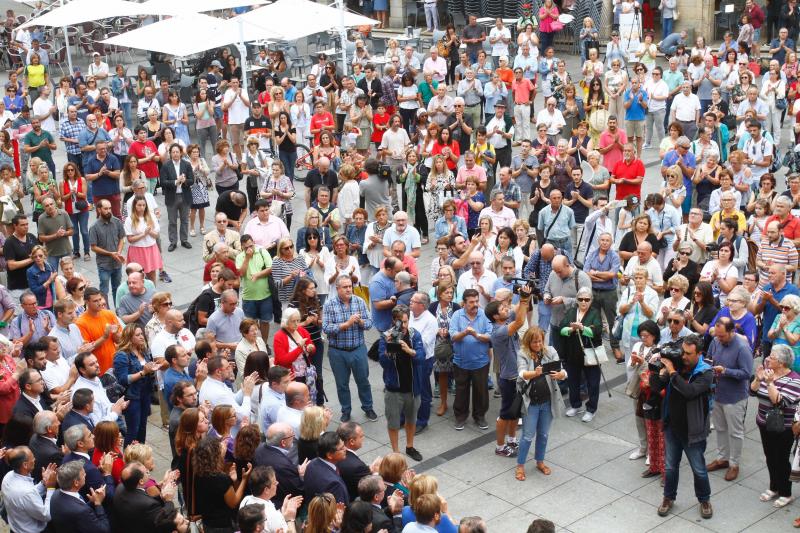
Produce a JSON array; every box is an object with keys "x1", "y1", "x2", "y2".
[
  {"x1": 369, "y1": 271, "x2": 396, "y2": 332},
  {"x1": 83, "y1": 153, "x2": 121, "y2": 196},
  {"x1": 402, "y1": 506, "x2": 459, "y2": 533},
  {"x1": 661, "y1": 149, "x2": 697, "y2": 198},
  {"x1": 623, "y1": 88, "x2": 648, "y2": 121},
  {"x1": 762, "y1": 282, "x2": 800, "y2": 342},
  {"x1": 449, "y1": 308, "x2": 492, "y2": 370},
  {"x1": 491, "y1": 316, "x2": 521, "y2": 380},
  {"x1": 467, "y1": 191, "x2": 485, "y2": 229},
  {"x1": 68, "y1": 94, "x2": 95, "y2": 122},
  {"x1": 163, "y1": 367, "x2": 192, "y2": 410},
  {"x1": 77, "y1": 127, "x2": 111, "y2": 166}
]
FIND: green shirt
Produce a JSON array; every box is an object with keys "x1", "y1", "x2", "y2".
[
  {"x1": 235, "y1": 247, "x2": 272, "y2": 301},
  {"x1": 23, "y1": 130, "x2": 54, "y2": 164},
  {"x1": 663, "y1": 70, "x2": 685, "y2": 94},
  {"x1": 418, "y1": 79, "x2": 439, "y2": 107}
]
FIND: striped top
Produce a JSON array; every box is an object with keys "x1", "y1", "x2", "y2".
[
  {"x1": 753, "y1": 371, "x2": 800, "y2": 429},
  {"x1": 756, "y1": 236, "x2": 798, "y2": 289}
]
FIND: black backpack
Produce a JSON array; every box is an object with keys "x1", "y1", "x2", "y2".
[{"x1": 184, "y1": 288, "x2": 212, "y2": 334}]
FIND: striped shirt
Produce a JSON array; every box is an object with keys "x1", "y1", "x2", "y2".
[
  {"x1": 757, "y1": 236, "x2": 798, "y2": 288},
  {"x1": 754, "y1": 371, "x2": 800, "y2": 428},
  {"x1": 58, "y1": 118, "x2": 85, "y2": 155},
  {"x1": 322, "y1": 294, "x2": 373, "y2": 350}
]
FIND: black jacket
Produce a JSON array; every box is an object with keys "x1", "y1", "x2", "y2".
[
  {"x1": 49, "y1": 489, "x2": 110, "y2": 533},
  {"x1": 558, "y1": 306, "x2": 603, "y2": 366},
  {"x1": 653, "y1": 358, "x2": 713, "y2": 445},
  {"x1": 159, "y1": 158, "x2": 195, "y2": 206},
  {"x1": 112, "y1": 486, "x2": 175, "y2": 533},
  {"x1": 339, "y1": 449, "x2": 372, "y2": 503},
  {"x1": 29, "y1": 433, "x2": 63, "y2": 483},
  {"x1": 304, "y1": 458, "x2": 349, "y2": 504},
  {"x1": 253, "y1": 444, "x2": 304, "y2": 507}
]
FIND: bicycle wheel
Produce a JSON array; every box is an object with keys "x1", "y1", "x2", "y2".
[{"x1": 294, "y1": 144, "x2": 313, "y2": 182}]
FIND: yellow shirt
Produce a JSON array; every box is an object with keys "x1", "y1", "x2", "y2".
[
  {"x1": 26, "y1": 64, "x2": 46, "y2": 88},
  {"x1": 709, "y1": 209, "x2": 746, "y2": 240},
  {"x1": 469, "y1": 142, "x2": 495, "y2": 167}
]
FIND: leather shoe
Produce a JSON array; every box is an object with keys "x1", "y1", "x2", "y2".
[
  {"x1": 706, "y1": 459, "x2": 729, "y2": 472},
  {"x1": 700, "y1": 501, "x2": 713, "y2": 519},
  {"x1": 641, "y1": 469, "x2": 660, "y2": 478},
  {"x1": 181, "y1": 241, "x2": 192, "y2": 249},
  {"x1": 414, "y1": 425, "x2": 428, "y2": 436},
  {"x1": 364, "y1": 409, "x2": 378, "y2": 421},
  {"x1": 167, "y1": 243, "x2": 177, "y2": 252},
  {"x1": 340, "y1": 412, "x2": 351, "y2": 423},
  {"x1": 657, "y1": 498, "x2": 673, "y2": 517},
  {"x1": 724, "y1": 465, "x2": 739, "y2": 481}
]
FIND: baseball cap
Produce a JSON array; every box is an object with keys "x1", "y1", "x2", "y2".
[
  {"x1": 92, "y1": 52, "x2": 100, "y2": 57},
  {"x1": 495, "y1": 101, "x2": 506, "y2": 107},
  {"x1": 499, "y1": 55, "x2": 508, "y2": 62},
  {"x1": 210, "y1": 60, "x2": 223, "y2": 68}
]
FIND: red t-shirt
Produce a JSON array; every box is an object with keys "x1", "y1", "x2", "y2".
[
  {"x1": 309, "y1": 112, "x2": 335, "y2": 145},
  {"x1": 611, "y1": 158, "x2": 645, "y2": 200},
  {"x1": 128, "y1": 140, "x2": 159, "y2": 178},
  {"x1": 371, "y1": 112, "x2": 390, "y2": 144},
  {"x1": 203, "y1": 258, "x2": 238, "y2": 282},
  {"x1": 765, "y1": 213, "x2": 800, "y2": 241}
]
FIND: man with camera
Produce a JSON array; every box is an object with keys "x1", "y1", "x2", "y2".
[
  {"x1": 486, "y1": 283, "x2": 532, "y2": 457},
  {"x1": 660, "y1": 310, "x2": 691, "y2": 344},
  {"x1": 705, "y1": 317, "x2": 753, "y2": 482},
  {"x1": 651, "y1": 334, "x2": 714, "y2": 519},
  {"x1": 378, "y1": 305, "x2": 426, "y2": 462}
]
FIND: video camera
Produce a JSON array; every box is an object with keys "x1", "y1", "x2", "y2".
[
  {"x1": 508, "y1": 276, "x2": 541, "y2": 303},
  {"x1": 378, "y1": 163, "x2": 393, "y2": 181},
  {"x1": 385, "y1": 319, "x2": 404, "y2": 357},
  {"x1": 647, "y1": 338, "x2": 685, "y2": 374}
]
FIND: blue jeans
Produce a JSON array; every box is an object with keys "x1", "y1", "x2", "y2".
[
  {"x1": 537, "y1": 301, "x2": 552, "y2": 342},
  {"x1": 47, "y1": 255, "x2": 63, "y2": 272},
  {"x1": 663, "y1": 427, "x2": 711, "y2": 502},
  {"x1": 119, "y1": 101, "x2": 132, "y2": 127},
  {"x1": 328, "y1": 345, "x2": 373, "y2": 415},
  {"x1": 662, "y1": 18, "x2": 673, "y2": 40},
  {"x1": 70, "y1": 210, "x2": 90, "y2": 255},
  {"x1": 517, "y1": 401, "x2": 553, "y2": 464},
  {"x1": 123, "y1": 391, "x2": 151, "y2": 446},
  {"x1": 98, "y1": 266, "x2": 122, "y2": 306},
  {"x1": 416, "y1": 357, "x2": 435, "y2": 427},
  {"x1": 279, "y1": 148, "x2": 297, "y2": 182}
]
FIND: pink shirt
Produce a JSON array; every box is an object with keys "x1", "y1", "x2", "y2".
[
  {"x1": 511, "y1": 78, "x2": 535, "y2": 104},
  {"x1": 243, "y1": 216, "x2": 289, "y2": 250},
  {"x1": 455, "y1": 165, "x2": 487, "y2": 188},
  {"x1": 598, "y1": 129, "x2": 628, "y2": 171}
]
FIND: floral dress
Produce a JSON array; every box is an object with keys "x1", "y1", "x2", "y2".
[
  {"x1": 433, "y1": 301, "x2": 458, "y2": 373},
  {"x1": 426, "y1": 169, "x2": 456, "y2": 222},
  {"x1": 190, "y1": 158, "x2": 211, "y2": 208}
]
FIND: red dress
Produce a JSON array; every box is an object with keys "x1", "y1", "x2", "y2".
[{"x1": 371, "y1": 112, "x2": 390, "y2": 144}]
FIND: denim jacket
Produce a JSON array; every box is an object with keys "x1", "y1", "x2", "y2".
[
  {"x1": 113, "y1": 350, "x2": 154, "y2": 401},
  {"x1": 378, "y1": 328, "x2": 426, "y2": 396}
]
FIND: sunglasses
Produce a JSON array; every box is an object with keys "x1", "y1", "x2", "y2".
[
  {"x1": 162, "y1": 301, "x2": 173, "y2": 306},
  {"x1": 670, "y1": 287, "x2": 682, "y2": 292},
  {"x1": 77, "y1": 285, "x2": 86, "y2": 291},
  {"x1": 469, "y1": 261, "x2": 482, "y2": 265},
  {"x1": 678, "y1": 251, "x2": 691, "y2": 256},
  {"x1": 577, "y1": 298, "x2": 591, "y2": 302},
  {"x1": 282, "y1": 245, "x2": 294, "y2": 251},
  {"x1": 782, "y1": 305, "x2": 793, "y2": 311},
  {"x1": 668, "y1": 318, "x2": 683, "y2": 324}
]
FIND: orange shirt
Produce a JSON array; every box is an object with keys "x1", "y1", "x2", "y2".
[
  {"x1": 512, "y1": 78, "x2": 535, "y2": 104},
  {"x1": 496, "y1": 67, "x2": 514, "y2": 90},
  {"x1": 76, "y1": 310, "x2": 119, "y2": 373}
]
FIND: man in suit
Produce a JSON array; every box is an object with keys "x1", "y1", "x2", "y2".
[
  {"x1": 61, "y1": 424, "x2": 115, "y2": 503},
  {"x1": 253, "y1": 422, "x2": 306, "y2": 507},
  {"x1": 49, "y1": 459, "x2": 110, "y2": 533},
  {"x1": 12, "y1": 368, "x2": 47, "y2": 422},
  {"x1": 61, "y1": 388, "x2": 96, "y2": 434},
  {"x1": 30, "y1": 410, "x2": 63, "y2": 483},
  {"x1": 358, "y1": 474, "x2": 404, "y2": 533},
  {"x1": 113, "y1": 462, "x2": 178, "y2": 532},
  {"x1": 160, "y1": 142, "x2": 195, "y2": 251},
  {"x1": 304, "y1": 431, "x2": 349, "y2": 504},
  {"x1": 337, "y1": 421, "x2": 376, "y2": 502}
]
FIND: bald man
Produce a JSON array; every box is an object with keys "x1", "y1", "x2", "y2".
[
  {"x1": 277, "y1": 382, "x2": 312, "y2": 437},
  {"x1": 622, "y1": 242, "x2": 664, "y2": 293},
  {"x1": 254, "y1": 422, "x2": 306, "y2": 507},
  {"x1": 112, "y1": 462, "x2": 177, "y2": 532},
  {"x1": 305, "y1": 155, "x2": 339, "y2": 207},
  {"x1": 543, "y1": 256, "x2": 592, "y2": 352}
]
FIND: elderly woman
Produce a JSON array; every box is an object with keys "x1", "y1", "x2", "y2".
[
  {"x1": 235, "y1": 318, "x2": 268, "y2": 390},
  {"x1": 558, "y1": 287, "x2": 603, "y2": 422},
  {"x1": 296, "y1": 207, "x2": 332, "y2": 251},
  {"x1": 289, "y1": 278, "x2": 325, "y2": 405},
  {"x1": 433, "y1": 199, "x2": 468, "y2": 241},
  {"x1": 768, "y1": 295, "x2": 800, "y2": 371},
  {"x1": 712, "y1": 285, "x2": 758, "y2": 350},
  {"x1": 699, "y1": 241, "x2": 738, "y2": 306},
  {"x1": 272, "y1": 237, "x2": 310, "y2": 309},
  {"x1": 210, "y1": 139, "x2": 241, "y2": 195},
  {"x1": 619, "y1": 267, "x2": 660, "y2": 374},
  {"x1": 325, "y1": 235, "x2": 360, "y2": 289},
  {"x1": 627, "y1": 320, "x2": 662, "y2": 471},
  {"x1": 0, "y1": 337, "x2": 21, "y2": 436},
  {"x1": 515, "y1": 326, "x2": 567, "y2": 481},
  {"x1": 750, "y1": 344, "x2": 800, "y2": 508},
  {"x1": 363, "y1": 205, "x2": 393, "y2": 275},
  {"x1": 273, "y1": 306, "x2": 316, "y2": 391},
  {"x1": 664, "y1": 244, "x2": 700, "y2": 295},
  {"x1": 657, "y1": 274, "x2": 691, "y2": 327}
]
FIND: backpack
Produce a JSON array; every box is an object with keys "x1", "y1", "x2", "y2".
[
  {"x1": 184, "y1": 288, "x2": 213, "y2": 334},
  {"x1": 733, "y1": 235, "x2": 758, "y2": 273}
]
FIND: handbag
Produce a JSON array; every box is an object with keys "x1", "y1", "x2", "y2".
[
  {"x1": 509, "y1": 379, "x2": 534, "y2": 419},
  {"x1": 582, "y1": 342, "x2": 608, "y2": 366},
  {"x1": 434, "y1": 336, "x2": 453, "y2": 364},
  {"x1": 611, "y1": 287, "x2": 629, "y2": 341},
  {"x1": 0, "y1": 196, "x2": 17, "y2": 224},
  {"x1": 187, "y1": 452, "x2": 204, "y2": 533},
  {"x1": 550, "y1": 20, "x2": 565, "y2": 32},
  {"x1": 776, "y1": 97, "x2": 788, "y2": 110},
  {"x1": 230, "y1": 153, "x2": 243, "y2": 181},
  {"x1": 766, "y1": 402, "x2": 786, "y2": 433}
]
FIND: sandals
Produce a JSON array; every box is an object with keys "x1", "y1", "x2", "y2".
[
  {"x1": 793, "y1": 517, "x2": 800, "y2": 528},
  {"x1": 536, "y1": 462, "x2": 552, "y2": 475},
  {"x1": 760, "y1": 490, "x2": 778, "y2": 502},
  {"x1": 515, "y1": 465, "x2": 526, "y2": 481},
  {"x1": 775, "y1": 496, "x2": 795, "y2": 508}
]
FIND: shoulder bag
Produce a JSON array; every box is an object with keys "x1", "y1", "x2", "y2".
[
  {"x1": 543, "y1": 205, "x2": 563, "y2": 242},
  {"x1": 509, "y1": 379, "x2": 533, "y2": 419},
  {"x1": 766, "y1": 380, "x2": 789, "y2": 433},
  {"x1": 580, "y1": 333, "x2": 608, "y2": 366}
]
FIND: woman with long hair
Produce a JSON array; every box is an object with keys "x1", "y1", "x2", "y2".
[
  {"x1": 431, "y1": 283, "x2": 460, "y2": 415},
  {"x1": 298, "y1": 406, "x2": 331, "y2": 463},
  {"x1": 348, "y1": 93, "x2": 373, "y2": 156},
  {"x1": 299, "y1": 227, "x2": 332, "y2": 304},
  {"x1": 242, "y1": 135, "x2": 270, "y2": 213},
  {"x1": 289, "y1": 277, "x2": 325, "y2": 405},
  {"x1": 603, "y1": 59, "x2": 627, "y2": 131},
  {"x1": 261, "y1": 160, "x2": 295, "y2": 230},
  {"x1": 162, "y1": 90, "x2": 190, "y2": 148},
  {"x1": 364, "y1": 205, "x2": 393, "y2": 275},
  {"x1": 313, "y1": 130, "x2": 340, "y2": 169},
  {"x1": 296, "y1": 207, "x2": 332, "y2": 251},
  {"x1": 267, "y1": 87, "x2": 291, "y2": 126},
  {"x1": 661, "y1": 164, "x2": 687, "y2": 211},
  {"x1": 193, "y1": 435, "x2": 251, "y2": 533},
  {"x1": 272, "y1": 237, "x2": 310, "y2": 308},
  {"x1": 398, "y1": 150, "x2": 428, "y2": 242},
  {"x1": 699, "y1": 241, "x2": 739, "y2": 306},
  {"x1": 233, "y1": 424, "x2": 260, "y2": 490},
  {"x1": 430, "y1": 127, "x2": 460, "y2": 172},
  {"x1": 119, "y1": 155, "x2": 141, "y2": 219},
  {"x1": 242, "y1": 350, "x2": 271, "y2": 423},
  {"x1": 187, "y1": 143, "x2": 211, "y2": 236},
  {"x1": 173, "y1": 407, "x2": 208, "y2": 500},
  {"x1": 537, "y1": 0, "x2": 560, "y2": 53},
  {"x1": 274, "y1": 111, "x2": 299, "y2": 185},
  {"x1": 92, "y1": 421, "x2": 125, "y2": 485},
  {"x1": 110, "y1": 114, "x2": 133, "y2": 158},
  {"x1": 336, "y1": 163, "x2": 360, "y2": 227},
  {"x1": 515, "y1": 326, "x2": 567, "y2": 481},
  {"x1": 305, "y1": 493, "x2": 341, "y2": 533},
  {"x1": 114, "y1": 323, "x2": 157, "y2": 445},
  {"x1": 426, "y1": 153, "x2": 456, "y2": 224},
  {"x1": 193, "y1": 88, "x2": 218, "y2": 159},
  {"x1": 61, "y1": 162, "x2": 90, "y2": 260},
  {"x1": 124, "y1": 195, "x2": 162, "y2": 282},
  {"x1": 210, "y1": 405, "x2": 237, "y2": 463},
  {"x1": 290, "y1": 90, "x2": 312, "y2": 159},
  {"x1": 26, "y1": 245, "x2": 56, "y2": 310}
]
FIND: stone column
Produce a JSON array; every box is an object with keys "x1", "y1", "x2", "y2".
[{"x1": 390, "y1": 0, "x2": 405, "y2": 28}]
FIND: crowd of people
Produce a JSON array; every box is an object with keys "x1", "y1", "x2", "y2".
[{"x1": 5, "y1": 1, "x2": 800, "y2": 531}]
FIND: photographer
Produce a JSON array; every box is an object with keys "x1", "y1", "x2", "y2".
[
  {"x1": 706, "y1": 317, "x2": 753, "y2": 482},
  {"x1": 378, "y1": 305, "x2": 426, "y2": 462},
  {"x1": 651, "y1": 334, "x2": 714, "y2": 520},
  {"x1": 486, "y1": 283, "x2": 532, "y2": 458}
]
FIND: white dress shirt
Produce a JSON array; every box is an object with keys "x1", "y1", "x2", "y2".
[
  {"x1": 1, "y1": 471, "x2": 53, "y2": 533},
  {"x1": 409, "y1": 310, "x2": 438, "y2": 360},
  {"x1": 41, "y1": 356, "x2": 71, "y2": 391},
  {"x1": 199, "y1": 377, "x2": 251, "y2": 434},
  {"x1": 72, "y1": 375, "x2": 118, "y2": 424}
]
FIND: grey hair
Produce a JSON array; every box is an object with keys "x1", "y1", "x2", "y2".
[
  {"x1": 220, "y1": 288, "x2": 238, "y2": 304},
  {"x1": 132, "y1": 178, "x2": 146, "y2": 189},
  {"x1": 781, "y1": 294, "x2": 800, "y2": 314},
  {"x1": 281, "y1": 307, "x2": 301, "y2": 327},
  {"x1": 491, "y1": 189, "x2": 505, "y2": 201},
  {"x1": 19, "y1": 290, "x2": 36, "y2": 304},
  {"x1": 32, "y1": 410, "x2": 57, "y2": 435},
  {"x1": 771, "y1": 344, "x2": 795, "y2": 369},
  {"x1": 676, "y1": 136, "x2": 691, "y2": 148},
  {"x1": 335, "y1": 274, "x2": 353, "y2": 288},
  {"x1": 395, "y1": 271, "x2": 411, "y2": 287},
  {"x1": 57, "y1": 460, "x2": 85, "y2": 489},
  {"x1": 63, "y1": 424, "x2": 88, "y2": 451},
  {"x1": 728, "y1": 286, "x2": 750, "y2": 304},
  {"x1": 213, "y1": 242, "x2": 228, "y2": 253},
  {"x1": 265, "y1": 428, "x2": 289, "y2": 446},
  {"x1": 576, "y1": 287, "x2": 592, "y2": 300},
  {"x1": 414, "y1": 292, "x2": 430, "y2": 307}
]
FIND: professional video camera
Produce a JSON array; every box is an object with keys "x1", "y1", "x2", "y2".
[
  {"x1": 378, "y1": 163, "x2": 393, "y2": 181},
  {"x1": 508, "y1": 276, "x2": 541, "y2": 302},
  {"x1": 648, "y1": 338, "x2": 685, "y2": 374},
  {"x1": 385, "y1": 319, "x2": 404, "y2": 358}
]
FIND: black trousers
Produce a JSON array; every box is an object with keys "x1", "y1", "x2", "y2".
[
  {"x1": 453, "y1": 363, "x2": 489, "y2": 423},
  {"x1": 759, "y1": 425, "x2": 795, "y2": 497}
]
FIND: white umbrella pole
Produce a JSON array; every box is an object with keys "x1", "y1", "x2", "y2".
[
  {"x1": 60, "y1": 0, "x2": 73, "y2": 76},
  {"x1": 237, "y1": 19, "x2": 249, "y2": 97},
  {"x1": 337, "y1": 0, "x2": 348, "y2": 76}
]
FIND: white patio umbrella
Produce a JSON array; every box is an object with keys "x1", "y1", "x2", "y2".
[
  {"x1": 137, "y1": 0, "x2": 269, "y2": 16},
  {"x1": 18, "y1": 0, "x2": 143, "y2": 28}
]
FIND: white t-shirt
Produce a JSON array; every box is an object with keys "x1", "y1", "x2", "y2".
[
  {"x1": 239, "y1": 495, "x2": 288, "y2": 533},
  {"x1": 88, "y1": 61, "x2": 110, "y2": 88},
  {"x1": 743, "y1": 136, "x2": 773, "y2": 180},
  {"x1": 671, "y1": 92, "x2": 701, "y2": 122},
  {"x1": 32, "y1": 97, "x2": 57, "y2": 133},
  {"x1": 644, "y1": 79, "x2": 669, "y2": 112},
  {"x1": 224, "y1": 89, "x2": 250, "y2": 125},
  {"x1": 489, "y1": 26, "x2": 511, "y2": 57},
  {"x1": 379, "y1": 127, "x2": 411, "y2": 160},
  {"x1": 124, "y1": 215, "x2": 160, "y2": 248}
]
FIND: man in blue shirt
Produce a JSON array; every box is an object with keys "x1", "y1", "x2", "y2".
[
  {"x1": 369, "y1": 257, "x2": 404, "y2": 333},
  {"x1": 769, "y1": 28, "x2": 795, "y2": 66},
  {"x1": 83, "y1": 142, "x2": 121, "y2": 217},
  {"x1": 448, "y1": 288, "x2": 493, "y2": 431},
  {"x1": 660, "y1": 137, "x2": 696, "y2": 216},
  {"x1": 67, "y1": 83, "x2": 94, "y2": 123},
  {"x1": 624, "y1": 77, "x2": 649, "y2": 158},
  {"x1": 750, "y1": 263, "x2": 800, "y2": 357},
  {"x1": 583, "y1": 233, "x2": 621, "y2": 360}
]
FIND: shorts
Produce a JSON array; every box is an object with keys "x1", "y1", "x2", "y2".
[
  {"x1": 497, "y1": 378, "x2": 518, "y2": 420},
  {"x1": 229, "y1": 123, "x2": 244, "y2": 145},
  {"x1": 625, "y1": 120, "x2": 645, "y2": 138},
  {"x1": 385, "y1": 390, "x2": 420, "y2": 430},
  {"x1": 243, "y1": 297, "x2": 274, "y2": 322},
  {"x1": 213, "y1": 106, "x2": 223, "y2": 120}
]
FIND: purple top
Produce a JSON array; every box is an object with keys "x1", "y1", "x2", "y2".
[{"x1": 754, "y1": 371, "x2": 800, "y2": 428}]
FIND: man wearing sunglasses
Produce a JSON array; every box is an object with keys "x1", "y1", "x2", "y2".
[{"x1": 660, "y1": 311, "x2": 691, "y2": 344}]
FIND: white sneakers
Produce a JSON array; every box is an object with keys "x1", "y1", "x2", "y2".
[
  {"x1": 565, "y1": 407, "x2": 579, "y2": 417},
  {"x1": 629, "y1": 449, "x2": 647, "y2": 460},
  {"x1": 581, "y1": 411, "x2": 595, "y2": 423},
  {"x1": 566, "y1": 408, "x2": 596, "y2": 422}
]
